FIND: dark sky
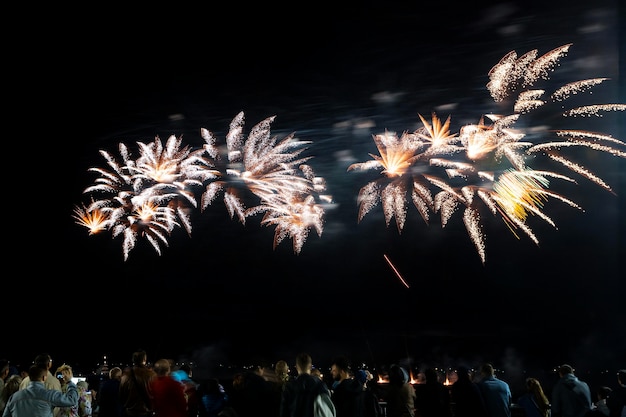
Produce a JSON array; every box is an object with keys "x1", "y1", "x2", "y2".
[{"x1": 9, "y1": 0, "x2": 625, "y2": 385}]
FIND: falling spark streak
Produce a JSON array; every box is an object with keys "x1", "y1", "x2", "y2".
[
  {"x1": 563, "y1": 104, "x2": 626, "y2": 117},
  {"x1": 551, "y1": 78, "x2": 608, "y2": 101},
  {"x1": 514, "y1": 90, "x2": 545, "y2": 114},
  {"x1": 384, "y1": 254, "x2": 410, "y2": 288},
  {"x1": 555, "y1": 130, "x2": 625, "y2": 146}
]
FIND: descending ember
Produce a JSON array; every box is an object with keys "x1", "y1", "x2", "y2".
[
  {"x1": 384, "y1": 254, "x2": 410, "y2": 288},
  {"x1": 551, "y1": 78, "x2": 608, "y2": 102}
]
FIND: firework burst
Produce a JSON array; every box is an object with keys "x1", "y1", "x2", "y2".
[
  {"x1": 74, "y1": 43, "x2": 623, "y2": 265},
  {"x1": 199, "y1": 112, "x2": 331, "y2": 253},
  {"x1": 74, "y1": 113, "x2": 330, "y2": 260},
  {"x1": 349, "y1": 43, "x2": 625, "y2": 264},
  {"x1": 74, "y1": 136, "x2": 215, "y2": 261}
]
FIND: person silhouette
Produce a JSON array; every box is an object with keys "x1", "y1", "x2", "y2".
[
  {"x1": 550, "y1": 364, "x2": 592, "y2": 417},
  {"x1": 383, "y1": 364, "x2": 415, "y2": 417},
  {"x1": 477, "y1": 363, "x2": 512, "y2": 417},
  {"x1": 4, "y1": 364, "x2": 78, "y2": 417},
  {"x1": 606, "y1": 369, "x2": 625, "y2": 417},
  {"x1": 330, "y1": 356, "x2": 364, "y2": 417},
  {"x1": 280, "y1": 352, "x2": 333, "y2": 417},
  {"x1": 516, "y1": 377, "x2": 550, "y2": 417},
  {"x1": 449, "y1": 366, "x2": 487, "y2": 417},
  {"x1": 150, "y1": 359, "x2": 187, "y2": 417},
  {"x1": 119, "y1": 350, "x2": 156, "y2": 417},
  {"x1": 414, "y1": 368, "x2": 452, "y2": 417},
  {"x1": 98, "y1": 367, "x2": 123, "y2": 417}
]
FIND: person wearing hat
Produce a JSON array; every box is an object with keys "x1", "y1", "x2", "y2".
[
  {"x1": 383, "y1": 364, "x2": 415, "y2": 417},
  {"x1": 551, "y1": 364, "x2": 592, "y2": 417},
  {"x1": 356, "y1": 370, "x2": 382, "y2": 417}
]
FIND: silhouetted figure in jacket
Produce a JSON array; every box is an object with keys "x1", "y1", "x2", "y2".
[
  {"x1": 384, "y1": 364, "x2": 416, "y2": 417},
  {"x1": 330, "y1": 356, "x2": 364, "y2": 417},
  {"x1": 280, "y1": 352, "x2": 332, "y2": 417},
  {"x1": 477, "y1": 363, "x2": 512, "y2": 417},
  {"x1": 449, "y1": 366, "x2": 487, "y2": 417},
  {"x1": 119, "y1": 350, "x2": 156, "y2": 417},
  {"x1": 414, "y1": 368, "x2": 452, "y2": 417},
  {"x1": 551, "y1": 364, "x2": 592, "y2": 417},
  {"x1": 516, "y1": 377, "x2": 550, "y2": 417},
  {"x1": 98, "y1": 367, "x2": 123, "y2": 417},
  {"x1": 356, "y1": 370, "x2": 381, "y2": 417},
  {"x1": 229, "y1": 364, "x2": 275, "y2": 417}
]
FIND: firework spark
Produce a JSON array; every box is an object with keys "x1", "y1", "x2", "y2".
[
  {"x1": 384, "y1": 254, "x2": 410, "y2": 288},
  {"x1": 348, "y1": 130, "x2": 428, "y2": 232},
  {"x1": 72, "y1": 203, "x2": 109, "y2": 235}
]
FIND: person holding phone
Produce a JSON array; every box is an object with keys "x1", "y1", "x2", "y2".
[{"x1": 2, "y1": 364, "x2": 78, "y2": 417}]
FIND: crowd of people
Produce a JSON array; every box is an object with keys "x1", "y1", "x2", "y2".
[{"x1": 0, "y1": 352, "x2": 624, "y2": 417}]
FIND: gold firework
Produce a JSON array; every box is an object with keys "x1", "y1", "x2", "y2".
[
  {"x1": 350, "y1": 43, "x2": 625, "y2": 264},
  {"x1": 75, "y1": 112, "x2": 330, "y2": 259}
]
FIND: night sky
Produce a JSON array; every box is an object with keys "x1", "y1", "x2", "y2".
[{"x1": 9, "y1": 0, "x2": 625, "y2": 387}]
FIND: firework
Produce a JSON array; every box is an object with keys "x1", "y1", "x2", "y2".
[
  {"x1": 198, "y1": 112, "x2": 331, "y2": 253},
  {"x1": 74, "y1": 113, "x2": 330, "y2": 259},
  {"x1": 349, "y1": 43, "x2": 625, "y2": 264},
  {"x1": 74, "y1": 43, "x2": 624, "y2": 265}
]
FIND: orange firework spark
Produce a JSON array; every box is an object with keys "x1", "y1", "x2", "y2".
[{"x1": 384, "y1": 254, "x2": 410, "y2": 288}]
